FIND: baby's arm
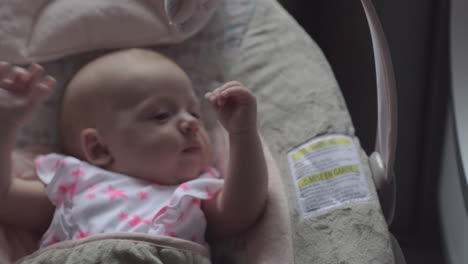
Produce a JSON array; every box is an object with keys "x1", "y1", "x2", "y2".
[
  {"x1": 203, "y1": 81, "x2": 268, "y2": 238},
  {"x1": 0, "y1": 62, "x2": 55, "y2": 232}
]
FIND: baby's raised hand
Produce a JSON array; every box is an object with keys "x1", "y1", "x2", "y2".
[
  {"x1": 0, "y1": 62, "x2": 56, "y2": 129},
  {"x1": 205, "y1": 81, "x2": 257, "y2": 135}
]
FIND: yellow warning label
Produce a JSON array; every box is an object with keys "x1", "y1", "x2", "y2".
[
  {"x1": 297, "y1": 165, "x2": 360, "y2": 188},
  {"x1": 292, "y1": 137, "x2": 351, "y2": 161}
]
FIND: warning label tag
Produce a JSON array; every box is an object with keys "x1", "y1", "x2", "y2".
[{"x1": 287, "y1": 134, "x2": 371, "y2": 218}]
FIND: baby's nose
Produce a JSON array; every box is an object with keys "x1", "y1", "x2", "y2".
[{"x1": 180, "y1": 115, "x2": 199, "y2": 134}]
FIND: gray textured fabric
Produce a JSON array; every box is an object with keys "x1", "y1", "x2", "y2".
[
  {"x1": 227, "y1": 0, "x2": 395, "y2": 263},
  {"x1": 16, "y1": 235, "x2": 211, "y2": 264}
]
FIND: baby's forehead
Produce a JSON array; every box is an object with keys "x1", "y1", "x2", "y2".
[
  {"x1": 73, "y1": 50, "x2": 193, "y2": 102},
  {"x1": 92, "y1": 49, "x2": 169, "y2": 67},
  {"x1": 108, "y1": 89, "x2": 197, "y2": 112},
  {"x1": 77, "y1": 49, "x2": 177, "y2": 81}
]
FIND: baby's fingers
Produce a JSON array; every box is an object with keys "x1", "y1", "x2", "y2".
[
  {"x1": 218, "y1": 85, "x2": 255, "y2": 105},
  {"x1": 212, "y1": 81, "x2": 243, "y2": 97},
  {"x1": 25, "y1": 64, "x2": 45, "y2": 88},
  {"x1": 204, "y1": 91, "x2": 220, "y2": 109},
  {"x1": 33, "y1": 76, "x2": 56, "y2": 100},
  {"x1": 11, "y1": 64, "x2": 45, "y2": 94},
  {"x1": 1, "y1": 66, "x2": 27, "y2": 90},
  {"x1": 205, "y1": 81, "x2": 245, "y2": 101},
  {"x1": 208, "y1": 88, "x2": 255, "y2": 111}
]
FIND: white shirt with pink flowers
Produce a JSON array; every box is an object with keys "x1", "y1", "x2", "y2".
[{"x1": 34, "y1": 153, "x2": 223, "y2": 248}]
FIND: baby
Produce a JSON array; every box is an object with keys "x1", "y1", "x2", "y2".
[{"x1": 0, "y1": 49, "x2": 267, "y2": 250}]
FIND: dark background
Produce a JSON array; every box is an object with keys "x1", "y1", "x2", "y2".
[{"x1": 277, "y1": 0, "x2": 450, "y2": 263}]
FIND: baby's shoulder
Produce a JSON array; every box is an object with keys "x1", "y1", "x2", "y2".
[{"x1": 34, "y1": 153, "x2": 82, "y2": 184}]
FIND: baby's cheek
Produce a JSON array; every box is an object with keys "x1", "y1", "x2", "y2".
[{"x1": 138, "y1": 136, "x2": 177, "y2": 160}]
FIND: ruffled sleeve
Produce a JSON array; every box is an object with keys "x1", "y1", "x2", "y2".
[
  {"x1": 34, "y1": 153, "x2": 67, "y2": 185},
  {"x1": 167, "y1": 168, "x2": 224, "y2": 208},
  {"x1": 34, "y1": 153, "x2": 82, "y2": 206}
]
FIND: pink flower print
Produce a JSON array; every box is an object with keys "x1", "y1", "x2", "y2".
[
  {"x1": 169, "y1": 232, "x2": 178, "y2": 238},
  {"x1": 87, "y1": 185, "x2": 100, "y2": 192},
  {"x1": 87, "y1": 193, "x2": 96, "y2": 199},
  {"x1": 205, "y1": 186, "x2": 216, "y2": 199},
  {"x1": 178, "y1": 183, "x2": 190, "y2": 191},
  {"x1": 151, "y1": 183, "x2": 159, "y2": 187},
  {"x1": 137, "y1": 191, "x2": 148, "y2": 200},
  {"x1": 54, "y1": 159, "x2": 66, "y2": 169},
  {"x1": 76, "y1": 229, "x2": 90, "y2": 239},
  {"x1": 118, "y1": 211, "x2": 128, "y2": 220},
  {"x1": 59, "y1": 182, "x2": 78, "y2": 197},
  {"x1": 128, "y1": 215, "x2": 151, "y2": 227},
  {"x1": 52, "y1": 198, "x2": 64, "y2": 206},
  {"x1": 152, "y1": 206, "x2": 169, "y2": 222},
  {"x1": 71, "y1": 167, "x2": 85, "y2": 177},
  {"x1": 101, "y1": 185, "x2": 127, "y2": 200},
  {"x1": 163, "y1": 219, "x2": 172, "y2": 229},
  {"x1": 191, "y1": 198, "x2": 201, "y2": 206},
  {"x1": 47, "y1": 236, "x2": 61, "y2": 246},
  {"x1": 177, "y1": 212, "x2": 184, "y2": 222},
  {"x1": 34, "y1": 158, "x2": 41, "y2": 169},
  {"x1": 190, "y1": 236, "x2": 198, "y2": 243}
]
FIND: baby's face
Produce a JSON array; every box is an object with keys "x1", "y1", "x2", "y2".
[{"x1": 96, "y1": 58, "x2": 212, "y2": 184}]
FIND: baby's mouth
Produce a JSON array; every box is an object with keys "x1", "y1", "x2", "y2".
[{"x1": 182, "y1": 144, "x2": 201, "y2": 153}]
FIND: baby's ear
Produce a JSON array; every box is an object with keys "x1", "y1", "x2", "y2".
[{"x1": 80, "y1": 128, "x2": 113, "y2": 167}]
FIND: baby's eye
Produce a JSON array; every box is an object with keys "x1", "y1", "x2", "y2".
[
  {"x1": 153, "y1": 113, "x2": 170, "y2": 120},
  {"x1": 191, "y1": 112, "x2": 201, "y2": 119}
]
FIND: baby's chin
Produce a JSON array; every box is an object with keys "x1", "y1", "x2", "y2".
[
  {"x1": 138, "y1": 168, "x2": 203, "y2": 185},
  {"x1": 172, "y1": 168, "x2": 206, "y2": 184}
]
